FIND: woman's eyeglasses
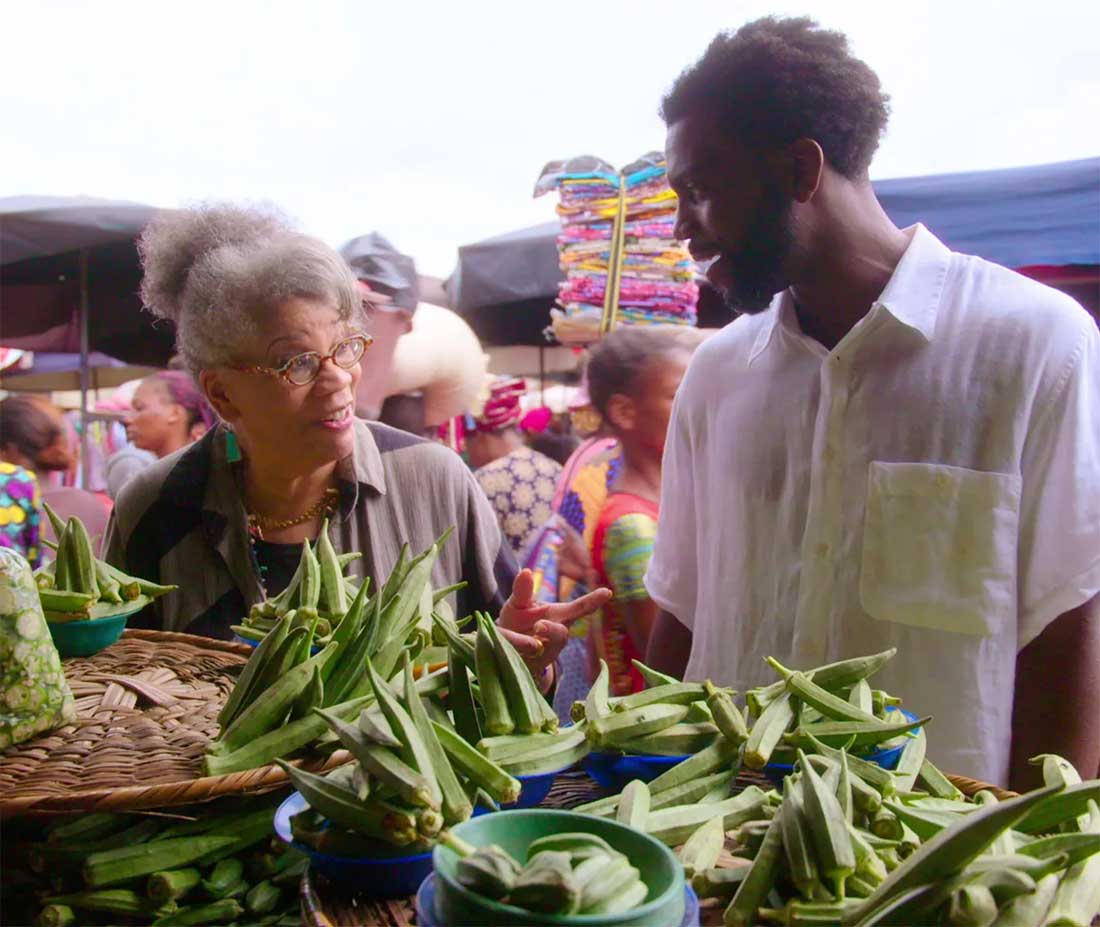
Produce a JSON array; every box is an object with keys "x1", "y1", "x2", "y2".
[{"x1": 232, "y1": 333, "x2": 373, "y2": 387}]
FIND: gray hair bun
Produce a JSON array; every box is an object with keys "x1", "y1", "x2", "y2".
[{"x1": 138, "y1": 203, "x2": 288, "y2": 324}]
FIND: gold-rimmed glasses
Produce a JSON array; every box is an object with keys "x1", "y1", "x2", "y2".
[{"x1": 231, "y1": 333, "x2": 373, "y2": 387}]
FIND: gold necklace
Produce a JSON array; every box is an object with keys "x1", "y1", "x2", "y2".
[{"x1": 247, "y1": 488, "x2": 339, "y2": 540}]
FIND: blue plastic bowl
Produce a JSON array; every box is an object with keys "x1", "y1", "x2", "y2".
[
  {"x1": 762, "y1": 708, "x2": 921, "y2": 786},
  {"x1": 48, "y1": 609, "x2": 134, "y2": 658},
  {"x1": 504, "y1": 768, "x2": 565, "y2": 809},
  {"x1": 274, "y1": 790, "x2": 434, "y2": 896},
  {"x1": 583, "y1": 751, "x2": 690, "y2": 793},
  {"x1": 233, "y1": 633, "x2": 322, "y2": 655}
]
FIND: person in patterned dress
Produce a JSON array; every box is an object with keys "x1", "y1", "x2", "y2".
[
  {"x1": 467, "y1": 378, "x2": 563, "y2": 559},
  {"x1": 583, "y1": 327, "x2": 704, "y2": 695},
  {"x1": 0, "y1": 397, "x2": 77, "y2": 567}
]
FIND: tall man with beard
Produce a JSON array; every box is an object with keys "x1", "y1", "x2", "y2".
[{"x1": 644, "y1": 17, "x2": 1100, "y2": 790}]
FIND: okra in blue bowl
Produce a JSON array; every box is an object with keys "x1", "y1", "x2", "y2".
[
  {"x1": 762, "y1": 708, "x2": 922, "y2": 786},
  {"x1": 275, "y1": 791, "x2": 435, "y2": 897}
]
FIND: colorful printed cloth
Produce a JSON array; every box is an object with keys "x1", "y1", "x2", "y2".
[
  {"x1": 535, "y1": 152, "x2": 699, "y2": 345},
  {"x1": 475, "y1": 446, "x2": 561, "y2": 558},
  {"x1": 589, "y1": 493, "x2": 659, "y2": 696},
  {"x1": 0, "y1": 463, "x2": 41, "y2": 568},
  {"x1": 473, "y1": 377, "x2": 527, "y2": 432}
]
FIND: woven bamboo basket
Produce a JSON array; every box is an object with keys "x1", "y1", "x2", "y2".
[
  {"x1": 0, "y1": 629, "x2": 351, "y2": 817},
  {"x1": 298, "y1": 769, "x2": 1015, "y2": 927}
]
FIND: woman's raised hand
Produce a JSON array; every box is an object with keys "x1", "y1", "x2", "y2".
[{"x1": 498, "y1": 568, "x2": 612, "y2": 690}]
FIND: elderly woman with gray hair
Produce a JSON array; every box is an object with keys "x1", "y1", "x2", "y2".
[{"x1": 104, "y1": 204, "x2": 608, "y2": 689}]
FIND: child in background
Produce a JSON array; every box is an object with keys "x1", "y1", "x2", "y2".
[{"x1": 583, "y1": 327, "x2": 704, "y2": 694}]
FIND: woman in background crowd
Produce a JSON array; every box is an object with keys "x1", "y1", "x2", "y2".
[
  {"x1": 106, "y1": 371, "x2": 214, "y2": 498},
  {"x1": 0, "y1": 396, "x2": 76, "y2": 566},
  {"x1": 467, "y1": 378, "x2": 562, "y2": 558},
  {"x1": 584, "y1": 327, "x2": 703, "y2": 695}
]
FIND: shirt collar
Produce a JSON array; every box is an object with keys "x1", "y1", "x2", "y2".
[
  {"x1": 748, "y1": 292, "x2": 799, "y2": 364},
  {"x1": 874, "y1": 223, "x2": 950, "y2": 342},
  {"x1": 748, "y1": 222, "x2": 949, "y2": 362},
  {"x1": 344, "y1": 418, "x2": 387, "y2": 494}
]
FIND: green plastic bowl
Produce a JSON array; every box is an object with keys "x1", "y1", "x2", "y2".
[
  {"x1": 47, "y1": 610, "x2": 131, "y2": 658},
  {"x1": 432, "y1": 809, "x2": 685, "y2": 927}
]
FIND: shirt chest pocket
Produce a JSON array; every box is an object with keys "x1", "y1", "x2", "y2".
[{"x1": 860, "y1": 462, "x2": 1022, "y2": 636}]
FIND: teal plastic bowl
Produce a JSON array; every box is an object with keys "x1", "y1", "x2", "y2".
[
  {"x1": 47, "y1": 611, "x2": 130, "y2": 658},
  {"x1": 433, "y1": 809, "x2": 685, "y2": 927}
]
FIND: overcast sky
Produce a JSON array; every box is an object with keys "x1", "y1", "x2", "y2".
[{"x1": 3, "y1": 0, "x2": 1097, "y2": 277}]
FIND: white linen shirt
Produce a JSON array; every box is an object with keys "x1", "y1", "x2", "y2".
[{"x1": 645, "y1": 224, "x2": 1100, "y2": 785}]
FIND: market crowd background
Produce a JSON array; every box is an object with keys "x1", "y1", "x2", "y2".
[{"x1": 1, "y1": 0, "x2": 1097, "y2": 276}]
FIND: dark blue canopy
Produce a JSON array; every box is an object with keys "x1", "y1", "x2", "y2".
[{"x1": 875, "y1": 156, "x2": 1098, "y2": 268}]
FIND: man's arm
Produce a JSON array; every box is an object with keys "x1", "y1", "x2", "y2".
[
  {"x1": 645, "y1": 609, "x2": 694, "y2": 680},
  {"x1": 1010, "y1": 593, "x2": 1100, "y2": 791}
]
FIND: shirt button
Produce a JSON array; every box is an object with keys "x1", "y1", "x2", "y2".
[
  {"x1": 823, "y1": 445, "x2": 836, "y2": 463},
  {"x1": 815, "y1": 543, "x2": 829, "y2": 558}
]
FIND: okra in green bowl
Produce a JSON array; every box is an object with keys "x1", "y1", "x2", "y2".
[{"x1": 432, "y1": 808, "x2": 685, "y2": 927}]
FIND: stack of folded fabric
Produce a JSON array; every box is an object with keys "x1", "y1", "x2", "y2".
[{"x1": 535, "y1": 152, "x2": 698, "y2": 345}]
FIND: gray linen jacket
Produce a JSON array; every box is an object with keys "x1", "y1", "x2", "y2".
[{"x1": 103, "y1": 420, "x2": 515, "y2": 638}]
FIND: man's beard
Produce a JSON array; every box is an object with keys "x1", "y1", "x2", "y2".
[{"x1": 720, "y1": 186, "x2": 796, "y2": 315}]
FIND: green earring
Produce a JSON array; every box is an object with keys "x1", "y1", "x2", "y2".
[{"x1": 225, "y1": 429, "x2": 242, "y2": 463}]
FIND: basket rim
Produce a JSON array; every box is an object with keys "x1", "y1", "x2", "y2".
[{"x1": 0, "y1": 629, "x2": 353, "y2": 817}]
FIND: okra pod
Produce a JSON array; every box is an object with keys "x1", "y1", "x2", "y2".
[
  {"x1": 892, "y1": 726, "x2": 927, "y2": 793},
  {"x1": 203, "y1": 693, "x2": 373, "y2": 776},
  {"x1": 917, "y1": 756, "x2": 965, "y2": 800},
  {"x1": 402, "y1": 656, "x2": 473, "y2": 824},
  {"x1": 767, "y1": 660, "x2": 881, "y2": 725},
  {"x1": 612, "y1": 681, "x2": 708, "y2": 712},
  {"x1": 82, "y1": 836, "x2": 238, "y2": 888},
  {"x1": 842, "y1": 783, "x2": 1064, "y2": 925},
  {"x1": 201, "y1": 858, "x2": 243, "y2": 898},
  {"x1": 751, "y1": 649, "x2": 898, "y2": 714},
  {"x1": 617, "y1": 778, "x2": 651, "y2": 831},
  {"x1": 316, "y1": 520, "x2": 347, "y2": 617},
  {"x1": 151, "y1": 899, "x2": 243, "y2": 925},
  {"x1": 447, "y1": 646, "x2": 481, "y2": 746},
  {"x1": 781, "y1": 776, "x2": 823, "y2": 899},
  {"x1": 631, "y1": 658, "x2": 681, "y2": 688},
  {"x1": 1014, "y1": 780, "x2": 1100, "y2": 834},
  {"x1": 589, "y1": 703, "x2": 691, "y2": 749},
  {"x1": 474, "y1": 619, "x2": 514, "y2": 736},
  {"x1": 498, "y1": 723, "x2": 590, "y2": 776},
  {"x1": 147, "y1": 868, "x2": 202, "y2": 904},
  {"x1": 680, "y1": 814, "x2": 727, "y2": 876},
  {"x1": 35, "y1": 905, "x2": 75, "y2": 927},
  {"x1": 244, "y1": 880, "x2": 281, "y2": 916},
  {"x1": 798, "y1": 749, "x2": 855, "y2": 897},
  {"x1": 647, "y1": 737, "x2": 739, "y2": 794},
  {"x1": 745, "y1": 691, "x2": 795, "y2": 769},
  {"x1": 706, "y1": 679, "x2": 749, "y2": 747},
  {"x1": 585, "y1": 659, "x2": 611, "y2": 722},
  {"x1": 1044, "y1": 798, "x2": 1100, "y2": 927},
  {"x1": 788, "y1": 714, "x2": 929, "y2": 750},
  {"x1": 431, "y1": 719, "x2": 521, "y2": 804},
  {"x1": 276, "y1": 760, "x2": 419, "y2": 844},
  {"x1": 724, "y1": 813, "x2": 784, "y2": 927},
  {"x1": 619, "y1": 721, "x2": 719, "y2": 756},
  {"x1": 692, "y1": 865, "x2": 750, "y2": 900},
  {"x1": 646, "y1": 786, "x2": 768, "y2": 846},
  {"x1": 44, "y1": 889, "x2": 168, "y2": 919},
  {"x1": 364, "y1": 656, "x2": 442, "y2": 806}
]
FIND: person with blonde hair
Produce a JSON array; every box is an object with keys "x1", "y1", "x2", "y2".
[{"x1": 105, "y1": 204, "x2": 608, "y2": 690}]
